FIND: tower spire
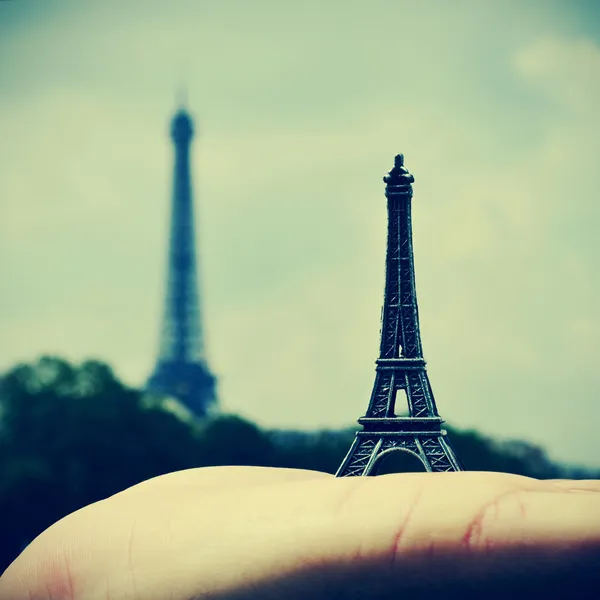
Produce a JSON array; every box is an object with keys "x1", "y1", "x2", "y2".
[
  {"x1": 336, "y1": 154, "x2": 462, "y2": 476},
  {"x1": 146, "y1": 107, "x2": 217, "y2": 417},
  {"x1": 176, "y1": 85, "x2": 188, "y2": 109}
]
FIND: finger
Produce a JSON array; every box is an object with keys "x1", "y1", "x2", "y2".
[
  {"x1": 1, "y1": 471, "x2": 599, "y2": 600},
  {"x1": 546, "y1": 479, "x2": 600, "y2": 493},
  {"x1": 120, "y1": 465, "x2": 330, "y2": 494}
]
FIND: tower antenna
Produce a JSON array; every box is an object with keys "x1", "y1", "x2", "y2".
[{"x1": 176, "y1": 85, "x2": 188, "y2": 108}]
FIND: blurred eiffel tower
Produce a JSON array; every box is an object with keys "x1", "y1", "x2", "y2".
[
  {"x1": 337, "y1": 155, "x2": 463, "y2": 476},
  {"x1": 146, "y1": 106, "x2": 217, "y2": 417}
]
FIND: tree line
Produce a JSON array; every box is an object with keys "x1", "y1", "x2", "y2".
[{"x1": 0, "y1": 356, "x2": 596, "y2": 573}]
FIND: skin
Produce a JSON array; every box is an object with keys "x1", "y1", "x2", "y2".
[{"x1": 0, "y1": 467, "x2": 599, "y2": 600}]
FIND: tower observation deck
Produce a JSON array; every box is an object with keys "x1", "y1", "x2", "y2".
[{"x1": 146, "y1": 108, "x2": 217, "y2": 417}]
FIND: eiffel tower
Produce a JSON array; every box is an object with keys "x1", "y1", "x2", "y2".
[
  {"x1": 146, "y1": 106, "x2": 217, "y2": 417},
  {"x1": 336, "y1": 154, "x2": 463, "y2": 476}
]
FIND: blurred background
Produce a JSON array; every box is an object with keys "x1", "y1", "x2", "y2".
[{"x1": 1, "y1": 0, "x2": 599, "y2": 573}]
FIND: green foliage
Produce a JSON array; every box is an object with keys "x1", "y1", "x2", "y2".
[
  {"x1": 445, "y1": 426, "x2": 562, "y2": 479},
  {"x1": 198, "y1": 415, "x2": 275, "y2": 467},
  {"x1": 0, "y1": 356, "x2": 596, "y2": 574},
  {"x1": 268, "y1": 428, "x2": 356, "y2": 474},
  {"x1": 0, "y1": 356, "x2": 206, "y2": 570}
]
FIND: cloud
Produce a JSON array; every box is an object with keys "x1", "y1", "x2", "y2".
[{"x1": 514, "y1": 35, "x2": 600, "y2": 114}]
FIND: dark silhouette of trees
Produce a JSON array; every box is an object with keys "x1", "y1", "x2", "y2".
[
  {"x1": 0, "y1": 357, "x2": 205, "y2": 569},
  {"x1": 0, "y1": 356, "x2": 596, "y2": 574}
]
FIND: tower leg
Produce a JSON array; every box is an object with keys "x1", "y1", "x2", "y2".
[{"x1": 336, "y1": 433, "x2": 462, "y2": 476}]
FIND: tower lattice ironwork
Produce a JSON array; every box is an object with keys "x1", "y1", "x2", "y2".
[
  {"x1": 336, "y1": 154, "x2": 463, "y2": 476},
  {"x1": 147, "y1": 108, "x2": 217, "y2": 417}
]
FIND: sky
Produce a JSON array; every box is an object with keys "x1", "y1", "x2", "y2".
[{"x1": 1, "y1": 0, "x2": 599, "y2": 467}]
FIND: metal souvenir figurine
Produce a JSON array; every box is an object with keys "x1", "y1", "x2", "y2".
[{"x1": 336, "y1": 155, "x2": 463, "y2": 476}]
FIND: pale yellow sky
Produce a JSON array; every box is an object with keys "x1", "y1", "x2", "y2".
[{"x1": 1, "y1": 0, "x2": 599, "y2": 467}]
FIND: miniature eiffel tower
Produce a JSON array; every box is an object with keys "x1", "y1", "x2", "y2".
[{"x1": 336, "y1": 155, "x2": 463, "y2": 476}]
